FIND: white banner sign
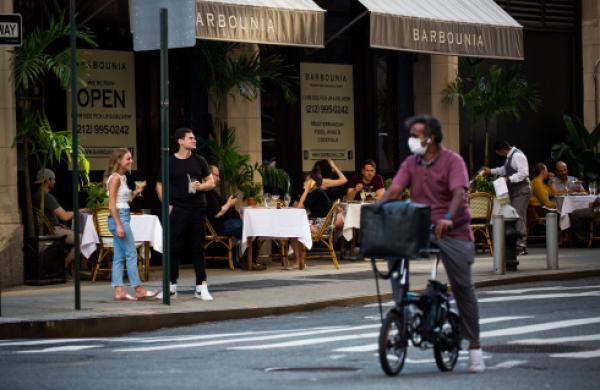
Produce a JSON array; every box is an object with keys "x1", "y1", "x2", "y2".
[
  {"x1": 300, "y1": 63, "x2": 355, "y2": 171},
  {"x1": 67, "y1": 49, "x2": 137, "y2": 170}
]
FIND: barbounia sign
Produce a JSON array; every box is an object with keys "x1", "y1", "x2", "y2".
[{"x1": 67, "y1": 49, "x2": 137, "y2": 170}]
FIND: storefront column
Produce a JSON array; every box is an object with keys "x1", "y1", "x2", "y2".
[
  {"x1": 582, "y1": 0, "x2": 600, "y2": 130},
  {"x1": 413, "y1": 54, "x2": 460, "y2": 153},
  {"x1": 0, "y1": 0, "x2": 24, "y2": 287},
  {"x1": 225, "y1": 43, "x2": 263, "y2": 170}
]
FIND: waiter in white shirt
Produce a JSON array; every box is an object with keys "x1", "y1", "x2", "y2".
[{"x1": 481, "y1": 140, "x2": 531, "y2": 255}]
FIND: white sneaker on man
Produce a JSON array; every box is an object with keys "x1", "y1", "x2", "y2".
[
  {"x1": 194, "y1": 281, "x2": 213, "y2": 301},
  {"x1": 468, "y1": 348, "x2": 486, "y2": 373},
  {"x1": 156, "y1": 283, "x2": 178, "y2": 299}
]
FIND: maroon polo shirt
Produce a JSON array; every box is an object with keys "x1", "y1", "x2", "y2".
[{"x1": 392, "y1": 147, "x2": 473, "y2": 241}]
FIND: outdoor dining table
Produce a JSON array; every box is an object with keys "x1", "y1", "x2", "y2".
[
  {"x1": 241, "y1": 207, "x2": 312, "y2": 270},
  {"x1": 555, "y1": 195, "x2": 597, "y2": 230},
  {"x1": 80, "y1": 213, "x2": 163, "y2": 281},
  {"x1": 342, "y1": 202, "x2": 364, "y2": 241}
]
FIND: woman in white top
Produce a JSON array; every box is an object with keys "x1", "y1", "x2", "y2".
[{"x1": 105, "y1": 148, "x2": 157, "y2": 301}]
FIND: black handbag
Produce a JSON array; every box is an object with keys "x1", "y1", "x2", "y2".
[{"x1": 359, "y1": 200, "x2": 431, "y2": 258}]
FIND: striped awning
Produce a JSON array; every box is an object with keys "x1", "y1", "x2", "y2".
[
  {"x1": 357, "y1": 0, "x2": 524, "y2": 60},
  {"x1": 196, "y1": 0, "x2": 325, "y2": 48}
]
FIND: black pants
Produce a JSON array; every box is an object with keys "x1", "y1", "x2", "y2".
[{"x1": 170, "y1": 206, "x2": 207, "y2": 285}]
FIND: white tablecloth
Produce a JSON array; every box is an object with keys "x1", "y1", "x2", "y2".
[
  {"x1": 342, "y1": 203, "x2": 364, "y2": 241},
  {"x1": 241, "y1": 208, "x2": 312, "y2": 253},
  {"x1": 556, "y1": 195, "x2": 597, "y2": 230},
  {"x1": 80, "y1": 214, "x2": 163, "y2": 258}
]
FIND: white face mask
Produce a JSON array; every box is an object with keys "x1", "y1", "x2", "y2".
[{"x1": 408, "y1": 137, "x2": 429, "y2": 155}]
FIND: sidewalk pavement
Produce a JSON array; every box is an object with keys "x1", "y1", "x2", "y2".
[{"x1": 1, "y1": 247, "x2": 599, "y2": 339}]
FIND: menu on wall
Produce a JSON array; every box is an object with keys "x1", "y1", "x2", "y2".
[
  {"x1": 300, "y1": 62, "x2": 355, "y2": 172},
  {"x1": 67, "y1": 49, "x2": 137, "y2": 170}
]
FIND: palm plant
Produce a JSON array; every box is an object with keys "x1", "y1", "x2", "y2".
[
  {"x1": 11, "y1": 15, "x2": 96, "y2": 238},
  {"x1": 551, "y1": 116, "x2": 600, "y2": 184},
  {"x1": 197, "y1": 41, "x2": 297, "y2": 143},
  {"x1": 255, "y1": 163, "x2": 290, "y2": 196},
  {"x1": 444, "y1": 60, "x2": 540, "y2": 170}
]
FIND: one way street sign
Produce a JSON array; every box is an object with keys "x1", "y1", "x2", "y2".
[{"x1": 0, "y1": 14, "x2": 22, "y2": 46}]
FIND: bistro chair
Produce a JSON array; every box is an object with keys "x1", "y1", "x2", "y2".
[
  {"x1": 33, "y1": 208, "x2": 56, "y2": 235},
  {"x1": 300, "y1": 200, "x2": 341, "y2": 270},
  {"x1": 526, "y1": 205, "x2": 547, "y2": 241},
  {"x1": 90, "y1": 208, "x2": 144, "y2": 283},
  {"x1": 204, "y1": 220, "x2": 235, "y2": 271},
  {"x1": 588, "y1": 218, "x2": 600, "y2": 248},
  {"x1": 468, "y1": 192, "x2": 493, "y2": 255}
]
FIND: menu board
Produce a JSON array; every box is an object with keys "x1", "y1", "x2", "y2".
[{"x1": 300, "y1": 62, "x2": 355, "y2": 171}]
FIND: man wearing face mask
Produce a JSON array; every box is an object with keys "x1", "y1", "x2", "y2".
[
  {"x1": 480, "y1": 141, "x2": 531, "y2": 256},
  {"x1": 381, "y1": 115, "x2": 485, "y2": 373}
]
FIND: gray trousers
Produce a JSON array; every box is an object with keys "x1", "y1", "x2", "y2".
[
  {"x1": 510, "y1": 186, "x2": 531, "y2": 248},
  {"x1": 431, "y1": 235, "x2": 480, "y2": 345}
]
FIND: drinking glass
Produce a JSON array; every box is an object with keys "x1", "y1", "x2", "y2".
[
  {"x1": 284, "y1": 193, "x2": 292, "y2": 207},
  {"x1": 134, "y1": 180, "x2": 147, "y2": 197},
  {"x1": 360, "y1": 191, "x2": 367, "y2": 203},
  {"x1": 264, "y1": 193, "x2": 271, "y2": 208},
  {"x1": 590, "y1": 182, "x2": 597, "y2": 196},
  {"x1": 272, "y1": 194, "x2": 280, "y2": 208}
]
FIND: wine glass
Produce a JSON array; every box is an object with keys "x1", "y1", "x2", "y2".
[
  {"x1": 272, "y1": 194, "x2": 280, "y2": 208},
  {"x1": 135, "y1": 180, "x2": 147, "y2": 197},
  {"x1": 359, "y1": 191, "x2": 367, "y2": 203},
  {"x1": 263, "y1": 193, "x2": 271, "y2": 208},
  {"x1": 284, "y1": 193, "x2": 292, "y2": 207}
]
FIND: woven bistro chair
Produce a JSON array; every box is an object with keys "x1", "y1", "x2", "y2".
[
  {"x1": 204, "y1": 219, "x2": 236, "y2": 271},
  {"x1": 526, "y1": 205, "x2": 547, "y2": 241},
  {"x1": 90, "y1": 208, "x2": 144, "y2": 282},
  {"x1": 300, "y1": 199, "x2": 341, "y2": 270},
  {"x1": 588, "y1": 217, "x2": 600, "y2": 248},
  {"x1": 33, "y1": 208, "x2": 56, "y2": 235},
  {"x1": 468, "y1": 192, "x2": 493, "y2": 255}
]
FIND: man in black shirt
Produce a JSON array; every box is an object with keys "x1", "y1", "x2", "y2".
[
  {"x1": 206, "y1": 165, "x2": 262, "y2": 270},
  {"x1": 156, "y1": 128, "x2": 215, "y2": 300}
]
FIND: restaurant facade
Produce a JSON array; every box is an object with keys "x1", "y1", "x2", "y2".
[{"x1": 0, "y1": 0, "x2": 595, "y2": 286}]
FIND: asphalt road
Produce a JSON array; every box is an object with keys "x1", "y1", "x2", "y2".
[{"x1": 1, "y1": 278, "x2": 600, "y2": 390}]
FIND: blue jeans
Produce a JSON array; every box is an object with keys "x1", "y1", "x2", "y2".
[{"x1": 108, "y1": 208, "x2": 141, "y2": 287}]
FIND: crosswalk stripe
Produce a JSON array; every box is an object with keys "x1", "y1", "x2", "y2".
[
  {"x1": 480, "y1": 317, "x2": 600, "y2": 338},
  {"x1": 550, "y1": 349, "x2": 600, "y2": 359},
  {"x1": 481, "y1": 285, "x2": 600, "y2": 295},
  {"x1": 17, "y1": 345, "x2": 101, "y2": 353},
  {"x1": 113, "y1": 324, "x2": 380, "y2": 353},
  {"x1": 510, "y1": 334, "x2": 600, "y2": 345},
  {"x1": 228, "y1": 332, "x2": 379, "y2": 350},
  {"x1": 478, "y1": 291, "x2": 600, "y2": 303},
  {"x1": 333, "y1": 316, "x2": 533, "y2": 353}
]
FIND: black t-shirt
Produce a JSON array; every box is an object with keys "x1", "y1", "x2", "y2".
[
  {"x1": 163, "y1": 153, "x2": 211, "y2": 209},
  {"x1": 304, "y1": 188, "x2": 331, "y2": 218},
  {"x1": 206, "y1": 190, "x2": 240, "y2": 231}
]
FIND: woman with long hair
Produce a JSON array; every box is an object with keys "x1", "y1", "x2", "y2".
[{"x1": 105, "y1": 148, "x2": 158, "y2": 301}]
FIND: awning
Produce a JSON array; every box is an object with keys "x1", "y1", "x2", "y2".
[
  {"x1": 357, "y1": 0, "x2": 524, "y2": 60},
  {"x1": 196, "y1": 0, "x2": 325, "y2": 48}
]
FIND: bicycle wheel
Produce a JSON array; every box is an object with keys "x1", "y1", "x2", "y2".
[
  {"x1": 434, "y1": 311, "x2": 460, "y2": 372},
  {"x1": 378, "y1": 309, "x2": 408, "y2": 376}
]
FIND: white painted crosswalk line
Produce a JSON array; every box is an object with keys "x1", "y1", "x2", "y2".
[
  {"x1": 481, "y1": 285, "x2": 600, "y2": 295},
  {"x1": 478, "y1": 291, "x2": 600, "y2": 303},
  {"x1": 510, "y1": 334, "x2": 600, "y2": 345},
  {"x1": 333, "y1": 316, "x2": 533, "y2": 353},
  {"x1": 488, "y1": 360, "x2": 528, "y2": 370},
  {"x1": 550, "y1": 349, "x2": 600, "y2": 359},
  {"x1": 227, "y1": 332, "x2": 379, "y2": 350},
  {"x1": 480, "y1": 317, "x2": 600, "y2": 338},
  {"x1": 17, "y1": 345, "x2": 101, "y2": 354},
  {"x1": 113, "y1": 324, "x2": 380, "y2": 353}
]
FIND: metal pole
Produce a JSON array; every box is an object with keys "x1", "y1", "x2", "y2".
[
  {"x1": 546, "y1": 212, "x2": 559, "y2": 270},
  {"x1": 70, "y1": 0, "x2": 81, "y2": 310},
  {"x1": 160, "y1": 8, "x2": 170, "y2": 305},
  {"x1": 492, "y1": 215, "x2": 506, "y2": 275}
]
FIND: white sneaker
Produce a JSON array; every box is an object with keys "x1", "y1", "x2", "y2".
[
  {"x1": 155, "y1": 283, "x2": 177, "y2": 299},
  {"x1": 468, "y1": 348, "x2": 486, "y2": 373},
  {"x1": 194, "y1": 281, "x2": 213, "y2": 301}
]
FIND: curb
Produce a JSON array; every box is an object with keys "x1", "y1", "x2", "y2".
[{"x1": 2, "y1": 268, "x2": 600, "y2": 339}]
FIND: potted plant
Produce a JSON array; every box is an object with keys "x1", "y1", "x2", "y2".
[
  {"x1": 85, "y1": 182, "x2": 108, "y2": 209},
  {"x1": 240, "y1": 182, "x2": 262, "y2": 206},
  {"x1": 255, "y1": 163, "x2": 290, "y2": 196}
]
